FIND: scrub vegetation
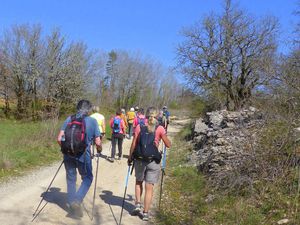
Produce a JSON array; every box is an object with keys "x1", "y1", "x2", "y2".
[{"x1": 156, "y1": 122, "x2": 300, "y2": 225}]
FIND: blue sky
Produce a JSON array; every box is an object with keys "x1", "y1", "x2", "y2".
[{"x1": 0, "y1": 0, "x2": 298, "y2": 69}]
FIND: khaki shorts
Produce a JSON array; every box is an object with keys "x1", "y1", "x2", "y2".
[{"x1": 135, "y1": 160, "x2": 161, "y2": 184}]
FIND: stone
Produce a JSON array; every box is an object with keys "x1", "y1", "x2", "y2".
[
  {"x1": 194, "y1": 119, "x2": 209, "y2": 135},
  {"x1": 277, "y1": 219, "x2": 289, "y2": 224},
  {"x1": 205, "y1": 194, "x2": 215, "y2": 203},
  {"x1": 216, "y1": 138, "x2": 228, "y2": 146},
  {"x1": 249, "y1": 106, "x2": 257, "y2": 112},
  {"x1": 208, "y1": 111, "x2": 224, "y2": 128}
]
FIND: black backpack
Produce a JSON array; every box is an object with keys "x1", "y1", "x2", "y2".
[
  {"x1": 133, "y1": 125, "x2": 162, "y2": 163},
  {"x1": 61, "y1": 115, "x2": 87, "y2": 156}
]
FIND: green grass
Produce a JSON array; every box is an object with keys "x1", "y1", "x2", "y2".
[
  {"x1": 0, "y1": 119, "x2": 61, "y2": 180},
  {"x1": 155, "y1": 123, "x2": 300, "y2": 225},
  {"x1": 0, "y1": 111, "x2": 113, "y2": 181}
]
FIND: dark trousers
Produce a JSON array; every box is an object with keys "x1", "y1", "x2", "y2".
[
  {"x1": 111, "y1": 133, "x2": 124, "y2": 158},
  {"x1": 128, "y1": 123, "x2": 133, "y2": 138}
]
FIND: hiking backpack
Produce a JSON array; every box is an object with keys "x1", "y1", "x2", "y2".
[
  {"x1": 113, "y1": 117, "x2": 122, "y2": 133},
  {"x1": 133, "y1": 125, "x2": 162, "y2": 163},
  {"x1": 61, "y1": 115, "x2": 87, "y2": 156},
  {"x1": 137, "y1": 117, "x2": 146, "y2": 126}
]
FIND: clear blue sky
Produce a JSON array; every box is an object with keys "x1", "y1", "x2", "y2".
[{"x1": 0, "y1": 0, "x2": 298, "y2": 68}]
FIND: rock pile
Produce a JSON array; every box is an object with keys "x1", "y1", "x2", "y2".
[{"x1": 189, "y1": 107, "x2": 263, "y2": 177}]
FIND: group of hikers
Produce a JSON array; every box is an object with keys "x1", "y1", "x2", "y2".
[{"x1": 56, "y1": 99, "x2": 171, "y2": 222}]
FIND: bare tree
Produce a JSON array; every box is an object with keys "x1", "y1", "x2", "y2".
[
  {"x1": 0, "y1": 24, "x2": 182, "y2": 119},
  {"x1": 0, "y1": 24, "x2": 44, "y2": 119},
  {"x1": 42, "y1": 28, "x2": 65, "y2": 117},
  {"x1": 177, "y1": 0, "x2": 278, "y2": 110}
]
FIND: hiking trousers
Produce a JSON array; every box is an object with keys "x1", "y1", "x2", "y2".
[
  {"x1": 111, "y1": 133, "x2": 124, "y2": 158},
  {"x1": 128, "y1": 123, "x2": 133, "y2": 139},
  {"x1": 64, "y1": 155, "x2": 93, "y2": 204}
]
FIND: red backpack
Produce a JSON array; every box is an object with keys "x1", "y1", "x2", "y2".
[{"x1": 61, "y1": 115, "x2": 86, "y2": 156}]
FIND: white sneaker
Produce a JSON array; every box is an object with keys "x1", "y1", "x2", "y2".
[
  {"x1": 142, "y1": 212, "x2": 149, "y2": 221},
  {"x1": 131, "y1": 203, "x2": 141, "y2": 215}
]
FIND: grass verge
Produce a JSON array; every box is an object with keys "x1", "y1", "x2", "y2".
[
  {"x1": 0, "y1": 111, "x2": 113, "y2": 182},
  {"x1": 0, "y1": 119, "x2": 61, "y2": 181}
]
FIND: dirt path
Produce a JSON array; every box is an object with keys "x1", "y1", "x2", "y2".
[{"x1": 0, "y1": 120, "x2": 189, "y2": 225}]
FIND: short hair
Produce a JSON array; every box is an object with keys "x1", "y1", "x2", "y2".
[
  {"x1": 138, "y1": 108, "x2": 144, "y2": 115},
  {"x1": 77, "y1": 100, "x2": 92, "y2": 114},
  {"x1": 116, "y1": 109, "x2": 122, "y2": 116}
]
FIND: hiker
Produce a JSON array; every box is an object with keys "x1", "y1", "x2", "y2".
[
  {"x1": 134, "y1": 106, "x2": 139, "y2": 116},
  {"x1": 110, "y1": 109, "x2": 126, "y2": 162},
  {"x1": 128, "y1": 107, "x2": 171, "y2": 221},
  {"x1": 162, "y1": 106, "x2": 170, "y2": 132},
  {"x1": 90, "y1": 106, "x2": 106, "y2": 139},
  {"x1": 57, "y1": 100, "x2": 102, "y2": 217},
  {"x1": 121, "y1": 108, "x2": 128, "y2": 132},
  {"x1": 127, "y1": 107, "x2": 136, "y2": 139},
  {"x1": 156, "y1": 109, "x2": 166, "y2": 127},
  {"x1": 133, "y1": 108, "x2": 147, "y2": 134}
]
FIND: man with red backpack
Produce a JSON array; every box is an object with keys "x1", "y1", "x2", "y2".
[
  {"x1": 57, "y1": 100, "x2": 102, "y2": 218},
  {"x1": 110, "y1": 109, "x2": 126, "y2": 162}
]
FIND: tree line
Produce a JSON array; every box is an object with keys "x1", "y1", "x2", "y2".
[{"x1": 0, "y1": 25, "x2": 182, "y2": 120}]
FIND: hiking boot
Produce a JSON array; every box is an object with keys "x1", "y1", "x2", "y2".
[
  {"x1": 70, "y1": 201, "x2": 83, "y2": 217},
  {"x1": 131, "y1": 203, "x2": 142, "y2": 215},
  {"x1": 118, "y1": 155, "x2": 122, "y2": 160},
  {"x1": 110, "y1": 157, "x2": 115, "y2": 163},
  {"x1": 142, "y1": 212, "x2": 149, "y2": 221}
]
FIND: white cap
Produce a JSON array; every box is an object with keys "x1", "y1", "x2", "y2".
[{"x1": 130, "y1": 107, "x2": 134, "y2": 111}]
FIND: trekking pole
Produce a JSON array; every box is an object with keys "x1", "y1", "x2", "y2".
[
  {"x1": 91, "y1": 149, "x2": 100, "y2": 221},
  {"x1": 32, "y1": 160, "x2": 64, "y2": 221},
  {"x1": 159, "y1": 143, "x2": 167, "y2": 209},
  {"x1": 119, "y1": 165, "x2": 131, "y2": 225}
]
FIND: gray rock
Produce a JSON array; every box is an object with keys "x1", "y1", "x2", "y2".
[
  {"x1": 194, "y1": 119, "x2": 209, "y2": 135},
  {"x1": 208, "y1": 111, "x2": 225, "y2": 129},
  {"x1": 205, "y1": 194, "x2": 215, "y2": 203},
  {"x1": 277, "y1": 219, "x2": 289, "y2": 224},
  {"x1": 216, "y1": 138, "x2": 229, "y2": 146},
  {"x1": 191, "y1": 107, "x2": 263, "y2": 180}
]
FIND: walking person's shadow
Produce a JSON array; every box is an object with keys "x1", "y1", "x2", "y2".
[
  {"x1": 100, "y1": 190, "x2": 135, "y2": 224},
  {"x1": 42, "y1": 187, "x2": 83, "y2": 220},
  {"x1": 42, "y1": 187, "x2": 69, "y2": 213}
]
